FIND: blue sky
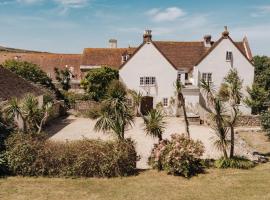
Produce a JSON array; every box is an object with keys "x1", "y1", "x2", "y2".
[{"x1": 0, "y1": 0, "x2": 269, "y2": 55}]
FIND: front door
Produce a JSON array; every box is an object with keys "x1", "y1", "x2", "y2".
[{"x1": 140, "y1": 96, "x2": 153, "y2": 115}]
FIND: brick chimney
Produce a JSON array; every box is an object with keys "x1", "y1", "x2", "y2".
[
  {"x1": 109, "y1": 39, "x2": 117, "y2": 48},
  {"x1": 222, "y1": 26, "x2": 229, "y2": 38},
  {"x1": 143, "y1": 30, "x2": 152, "y2": 43},
  {"x1": 203, "y1": 35, "x2": 212, "y2": 47}
]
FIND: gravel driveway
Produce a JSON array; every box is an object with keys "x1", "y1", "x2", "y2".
[{"x1": 49, "y1": 116, "x2": 253, "y2": 169}]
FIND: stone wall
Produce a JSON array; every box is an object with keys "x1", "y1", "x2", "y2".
[
  {"x1": 236, "y1": 115, "x2": 261, "y2": 127},
  {"x1": 74, "y1": 100, "x2": 99, "y2": 113}
]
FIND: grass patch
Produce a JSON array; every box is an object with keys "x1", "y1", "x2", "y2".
[
  {"x1": 1, "y1": 163, "x2": 270, "y2": 200},
  {"x1": 215, "y1": 156, "x2": 255, "y2": 169}
]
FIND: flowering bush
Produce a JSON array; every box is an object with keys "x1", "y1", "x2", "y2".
[{"x1": 149, "y1": 134, "x2": 205, "y2": 178}]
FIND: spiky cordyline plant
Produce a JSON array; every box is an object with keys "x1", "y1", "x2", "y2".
[
  {"x1": 200, "y1": 79, "x2": 229, "y2": 159},
  {"x1": 94, "y1": 80, "x2": 134, "y2": 140},
  {"x1": 143, "y1": 109, "x2": 166, "y2": 141},
  {"x1": 219, "y1": 69, "x2": 243, "y2": 158},
  {"x1": 175, "y1": 80, "x2": 190, "y2": 138}
]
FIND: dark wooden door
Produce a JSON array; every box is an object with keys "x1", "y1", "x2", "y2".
[{"x1": 140, "y1": 96, "x2": 153, "y2": 115}]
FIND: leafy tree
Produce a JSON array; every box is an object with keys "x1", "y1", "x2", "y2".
[
  {"x1": 3, "y1": 60, "x2": 54, "y2": 90},
  {"x1": 54, "y1": 67, "x2": 72, "y2": 91},
  {"x1": 175, "y1": 80, "x2": 190, "y2": 138},
  {"x1": 260, "y1": 111, "x2": 270, "y2": 135},
  {"x1": 143, "y1": 109, "x2": 166, "y2": 141},
  {"x1": 94, "y1": 80, "x2": 134, "y2": 140},
  {"x1": 219, "y1": 69, "x2": 243, "y2": 158},
  {"x1": 200, "y1": 79, "x2": 229, "y2": 159},
  {"x1": 81, "y1": 67, "x2": 119, "y2": 101},
  {"x1": 246, "y1": 56, "x2": 270, "y2": 114}
]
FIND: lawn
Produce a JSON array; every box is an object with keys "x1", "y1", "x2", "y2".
[{"x1": 1, "y1": 163, "x2": 270, "y2": 200}]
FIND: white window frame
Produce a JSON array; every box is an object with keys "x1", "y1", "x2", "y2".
[
  {"x1": 163, "y1": 98, "x2": 168, "y2": 107},
  {"x1": 226, "y1": 51, "x2": 233, "y2": 61},
  {"x1": 202, "y1": 73, "x2": 212, "y2": 83},
  {"x1": 139, "y1": 76, "x2": 156, "y2": 86}
]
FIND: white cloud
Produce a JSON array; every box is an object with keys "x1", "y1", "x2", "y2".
[
  {"x1": 146, "y1": 7, "x2": 186, "y2": 22},
  {"x1": 251, "y1": 5, "x2": 270, "y2": 17},
  {"x1": 16, "y1": 0, "x2": 42, "y2": 4},
  {"x1": 54, "y1": 0, "x2": 89, "y2": 8}
]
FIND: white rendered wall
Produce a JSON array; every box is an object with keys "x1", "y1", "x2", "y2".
[
  {"x1": 119, "y1": 42, "x2": 178, "y2": 115},
  {"x1": 196, "y1": 38, "x2": 254, "y2": 114}
]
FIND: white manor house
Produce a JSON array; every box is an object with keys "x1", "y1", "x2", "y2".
[
  {"x1": 119, "y1": 28, "x2": 254, "y2": 117},
  {"x1": 0, "y1": 28, "x2": 255, "y2": 118}
]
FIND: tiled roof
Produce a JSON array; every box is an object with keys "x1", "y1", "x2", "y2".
[
  {"x1": 153, "y1": 41, "x2": 208, "y2": 70},
  {"x1": 0, "y1": 53, "x2": 82, "y2": 79},
  {"x1": 81, "y1": 48, "x2": 137, "y2": 69},
  {"x1": 0, "y1": 67, "x2": 44, "y2": 101}
]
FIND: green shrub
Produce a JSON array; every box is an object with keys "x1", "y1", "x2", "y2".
[
  {"x1": 5, "y1": 133, "x2": 138, "y2": 177},
  {"x1": 261, "y1": 111, "x2": 270, "y2": 134},
  {"x1": 0, "y1": 153, "x2": 8, "y2": 176},
  {"x1": 215, "y1": 156, "x2": 255, "y2": 169},
  {"x1": 84, "y1": 106, "x2": 101, "y2": 119},
  {"x1": 149, "y1": 134, "x2": 205, "y2": 178}
]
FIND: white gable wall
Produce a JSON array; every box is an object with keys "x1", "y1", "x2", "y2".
[
  {"x1": 196, "y1": 38, "x2": 254, "y2": 114},
  {"x1": 119, "y1": 42, "x2": 178, "y2": 114}
]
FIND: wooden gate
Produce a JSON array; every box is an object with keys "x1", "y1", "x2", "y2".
[{"x1": 140, "y1": 96, "x2": 153, "y2": 115}]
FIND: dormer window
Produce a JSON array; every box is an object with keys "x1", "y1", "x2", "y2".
[
  {"x1": 122, "y1": 54, "x2": 129, "y2": 63},
  {"x1": 226, "y1": 51, "x2": 233, "y2": 61}
]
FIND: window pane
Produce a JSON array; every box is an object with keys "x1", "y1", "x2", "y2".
[
  {"x1": 140, "y1": 77, "x2": 144, "y2": 85},
  {"x1": 185, "y1": 73, "x2": 188, "y2": 80}
]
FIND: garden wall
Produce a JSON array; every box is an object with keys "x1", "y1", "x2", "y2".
[{"x1": 236, "y1": 115, "x2": 261, "y2": 127}]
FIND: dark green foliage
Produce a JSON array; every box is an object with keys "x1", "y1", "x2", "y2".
[
  {"x1": 215, "y1": 156, "x2": 255, "y2": 169},
  {"x1": 81, "y1": 67, "x2": 119, "y2": 101},
  {"x1": 246, "y1": 56, "x2": 270, "y2": 114},
  {"x1": 3, "y1": 60, "x2": 54, "y2": 90},
  {"x1": 149, "y1": 134, "x2": 205, "y2": 178},
  {"x1": 260, "y1": 111, "x2": 270, "y2": 135},
  {"x1": 5, "y1": 133, "x2": 138, "y2": 177},
  {"x1": 54, "y1": 68, "x2": 71, "y2": 91}
]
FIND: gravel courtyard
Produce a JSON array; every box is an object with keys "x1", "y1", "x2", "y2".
[{"x1": 49, "y1": 116, "x2": 255, "y2": 169}]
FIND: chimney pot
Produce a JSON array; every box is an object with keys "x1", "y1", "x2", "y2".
[
  {"x1": 222, "y1": 26, "x2": 229, "y2": 38},
  {"x1": 203, "y1": 34, "x2": 212, "y2": 47},
  {"x1": 143, "y1": 30, "x2": 152, "y2": 43},
  {"x1": 109, "y1": 39, "x2": 117, "y2": 48}
]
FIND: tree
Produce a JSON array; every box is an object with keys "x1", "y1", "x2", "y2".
[
  {"x1": 129, "y1": 90, "x2": 142, "y2": 116},
  {"x1": 200, "y1": 79, "x2": 229, "y2": 159},
  {"x1": 245, "y1": 56, "x2": 270, "y2": 114},
  {"x1": 143, "y1": 109, "x2": 166, "y2": 141},
  {"x1": 175, "y1": 80, "x2": 190, "y2": 138},
  {"x1": 81, "y1": 67, "x2": 119, "y2": 101},
  {"x1": 54, "y1": 67, "x2": 72, "y2": 91},
  {"x1": 219, "y1": 69, "x2": 243, "y2": 158},
  {"x1": 94, "y1": 80, "x2": 134, "y2": 140},
  {"x1": 3, "y1": 60, "x2": 55, "y2": 90}
]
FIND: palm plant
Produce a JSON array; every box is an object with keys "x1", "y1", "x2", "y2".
[
  {"x1": 200, "y1": 79, "x2": 229, "y2": 159},
  {"x1": 175, "y1": 80, "x2": 190, "y2": 138},
  {"x1": 4, "y1": 94, "x2": 52, "y2": 133},
  {"x1": 143, "y1": 109, "x2": 166, "y2": 141},
  {"x1": 95, "y1": 80, "x2": 134, "y2": 140},
  {"x1": 4, "y1": 97, "x2": 26, "y2": 131},
  {"x1": 219, "y1": 69, "x2": 243, "y2": 158},
  {"x1": 129, "y1": 90, "x2": 142, "y2": 116}
]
